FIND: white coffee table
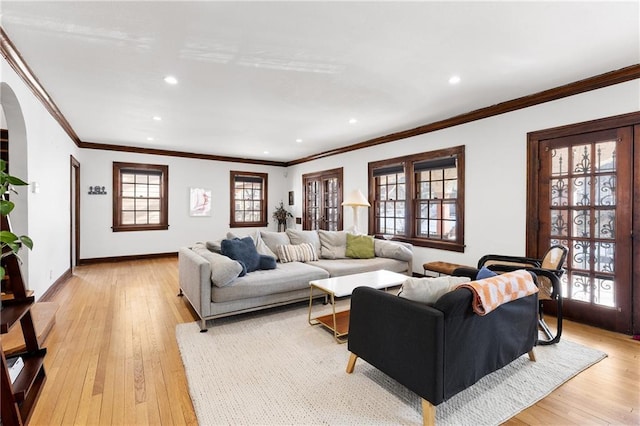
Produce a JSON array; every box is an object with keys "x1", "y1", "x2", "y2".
[{"x1": 308, "y1": 269, "x2": 409, "y2": 343}]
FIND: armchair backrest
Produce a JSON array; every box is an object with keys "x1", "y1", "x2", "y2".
[{"x1": 540, "y1": 245, "x2": 568, "y2": 272}]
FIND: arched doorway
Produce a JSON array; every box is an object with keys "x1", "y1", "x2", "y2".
[{"x1": 1, "y1": 82, "x2": 30, "y2": 285}]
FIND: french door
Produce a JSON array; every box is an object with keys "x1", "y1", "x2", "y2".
[
  {"x1": 302, "y1": 168, "x2": 343, "y2": 231},
  {"x1": 528, "y1": 113, "x2": 639, "y2": 334}
]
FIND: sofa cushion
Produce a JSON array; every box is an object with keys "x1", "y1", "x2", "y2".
[
  {"x1": 318, "y1": 230, "x2": 348, "y2": 259},
  {"x1": 205, "y1": 239, "x2": 222, "y2": 253},
  {"x1": 286, "y1": 229, "x2": 322, "y2": 254},
  {"x1": 398, "y1": 276, "x2": 471, "y2": 304},
  {"x1": 346, "y1": 234, "x2": 375, "y2": 259},
  {"x1": 374, "y1": 239, "x2": 413, "y2": 262},
  {"x1": 260, "y1": 231, "x2": 291, "y2": 261},
  {"x1": 211, "y1": 261, "x2": 329, "y2": 303},
  {"x1": 310, "y1": 257, "x2": 408, "y2": 277},
  {"x1": 221, "y1": 237, "x2": 260, "y2": 274},
  {"x1": 191, "y1": 243, "x2": 243, "y2": 287},
  {"x1": 277, "y1": 243, "x2": 319, "y2": 263}
]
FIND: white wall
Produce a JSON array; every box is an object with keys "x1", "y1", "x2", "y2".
[
  {"x1": 287, "y1": 80, "x2": 640, "y2": 274},
  {"x1": 78, "y1": 149, "x2": 289, "y2": 259},
  {"x1": 1, "y1": 58, "x2": 81, "y2": 299}
]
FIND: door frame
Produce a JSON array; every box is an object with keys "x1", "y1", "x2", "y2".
[
  {"x1": 527, "y1": 111, "x2": 640, "y2": 334},
  {"x1": 70, "y1": 155, "x2": 80, "y2": 269}
]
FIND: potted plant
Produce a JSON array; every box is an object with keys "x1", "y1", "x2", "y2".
[
  {"x1": 272, "y1": 201, "x2": 293, "y2": 232},
  {"x1": 0, "y1": 159, "x2": 33, "y2": 281}
]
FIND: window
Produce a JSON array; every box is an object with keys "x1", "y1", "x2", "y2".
[
  {"x1": 230, "y1": 171, "x2": 268, "y2": 227},
  {"x1": 302, "y1": 168, "x2": 343, "y2": 231},
  {"x1": 113, "y1": 162, "x2": 168, "y2": 232},
  {"x1": 369, "y1": 145, "x2": 464, "y2": 252}
]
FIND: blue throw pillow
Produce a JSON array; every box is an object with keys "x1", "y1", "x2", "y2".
[
  {"x1": 258, "y1": 255, "x2": 277, "y2": 270},
  {"x1": 477, "y1": 266, "x2": 498, "y2": 279},
  {"x1": 221, "y1": 237, "x2": 260, "y2": 273}
]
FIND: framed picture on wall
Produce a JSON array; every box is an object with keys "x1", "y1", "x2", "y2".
[
  {"x1": 190, "y1": 187, "x2": 212, "y2": 216},
  {"x1": 288, "y1": 191, "x2": 294, "y2": 206}
]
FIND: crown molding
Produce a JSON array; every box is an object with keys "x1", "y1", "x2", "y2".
[
  {"x1": 0, "y1": 26, "x2": 82, "y2": 145},
  {"x1": 286, "y1": 64, "x2": 640, "y2": 166},
  {"x1": 78, "y1": 141, "x2": 287, "y2": 167}
]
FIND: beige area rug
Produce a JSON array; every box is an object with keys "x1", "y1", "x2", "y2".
[{"x1": 176, "y1": 302, "x2": 606, "y2": 425}]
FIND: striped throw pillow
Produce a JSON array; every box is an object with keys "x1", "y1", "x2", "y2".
[{"x1": 277, "y1": 243, "x2": 318, "y2": 263}]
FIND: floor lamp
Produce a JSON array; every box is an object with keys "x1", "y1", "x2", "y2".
[{"x1": 342, "y1": 189, "x2": 370, "y2": 234}]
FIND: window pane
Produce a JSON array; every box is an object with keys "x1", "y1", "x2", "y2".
[
  {"x1": 148, "y1": 174, "x2": 161, "y2": 184},
  {"x1": 122, "y1": 173, "x2": 136, "y2": 183},
  {"x1": 444, "y1": 168, "x2": 457, "y2": 179},
  {"x1": 135, "y1": 211, "x2": 148, "y2": 224},
  {"x1": 122, "y1": 184, "x2": 135, "y2": 197},
  {"x1": 135, "y1": 199, "x2": 148, "y2": 210},
  {"x1": 148, "y1": 199, "x2": 160, "y2": 210},
  {"x1": 122, "y1": 211, "x2": 135, "y2": 225},
  {"x1": 148, "y1": 185, "x2": 160, "y2": 198},
  {"x1": 148, "y1": 212, "x2": 160, "y2": 224},
  {"x1": 135, "y1": 174, "x2": 148, "y2": 184},
  {"x1": 444, "y1": 180, "x2": 457, "y2": 198},
  {"x1": 122, "y1": 198, "x2": 135, "y2": 210},
  {"x1": 135, "y1": 184, "x2": 148, "y2": 197}
]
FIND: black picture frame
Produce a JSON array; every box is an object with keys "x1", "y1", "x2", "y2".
[{"x1": 288, "y1": 191, "x2": 294, "y2": 205}]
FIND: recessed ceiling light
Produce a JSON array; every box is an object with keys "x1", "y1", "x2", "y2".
[
  {"x1": 348, "y1": 118, "x2": 358, "y2": 124},
  {"x1": 164, "y1": 75, "x2": 178, "y2": 85},
  {"x1": 263, "y1": 151, "x2": 269, "y2": 155},
  {"x1": 152, "y1": 116, "x2": 162, "y2": 121},
  {"x1": 147, "y1": 137, "x2": 155, "y2": 141},
  {"x1": 295, "y1": 138, "x2": 303, "y2": 143},
  {"x1": 449, "y1": 75, "x2": 461, "y2": 85}
]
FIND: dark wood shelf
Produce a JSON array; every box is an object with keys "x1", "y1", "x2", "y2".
[
  {"x1": 1, "y1": 212, "x2": 47, "y2": 426},
  {"x1": 10, "y1": 350, "x2": 46, "y2": 403},
  {"x1": 1, "y1": 302, "x2": 32, "y2": 333}
]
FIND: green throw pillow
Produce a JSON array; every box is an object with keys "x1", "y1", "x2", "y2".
[{"x1": 345, "y1": 234, "x2": 375, "y2": 259}]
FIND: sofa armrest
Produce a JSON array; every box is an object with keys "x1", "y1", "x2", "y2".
[
  {"x1": 373, "y1": 239, "x2": 414, "y2": 274},
  {"x1": 178, "y1": 247, "x2": 212, "y2": 319},
  {"x1": 348, "y1": 287, "x2": 445, "y2": 405}
]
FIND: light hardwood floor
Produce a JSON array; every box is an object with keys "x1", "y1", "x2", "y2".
[{"x1": 19, "y1": 257, "x2": 640, "y2": 425}]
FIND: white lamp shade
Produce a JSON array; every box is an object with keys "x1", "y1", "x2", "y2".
[{"x1": 342, "y1": 189, "x2": 371, "y2": 207}]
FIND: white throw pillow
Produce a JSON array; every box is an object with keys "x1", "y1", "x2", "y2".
[
  {"x1": 317, "y1": 230, "x2": 348, "y2": 259},
  {"x1": 398, "y1": 275, "x2": 470, "y2": 304}
]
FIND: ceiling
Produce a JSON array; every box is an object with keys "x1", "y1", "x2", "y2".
[{"x1": 1, "y1": 1, "x2": 638, "y2": 163}]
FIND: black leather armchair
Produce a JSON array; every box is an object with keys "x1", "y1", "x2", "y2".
[{"x1": 346, "y1": 278, "x2": 538, "y2": 425}]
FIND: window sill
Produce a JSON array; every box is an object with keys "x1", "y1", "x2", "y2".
[
  {"x1": 112, "y1": 224, "x2": 169, "y2": 232},
  {"x1": 380, "y1": 235, "x2": 465, "y2": 252}
]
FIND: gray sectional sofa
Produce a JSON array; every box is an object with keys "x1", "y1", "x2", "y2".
[{"x1": 178, "y1": 229, "x2": 413, "y2": 330}]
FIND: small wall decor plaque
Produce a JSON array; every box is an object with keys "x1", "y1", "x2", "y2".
[
  {"x1": 88, "y1": 185, "x2": 107, "y2": 195},
  {"x1": 190, "y1": 188, "x2": 211, "y2": 216}
]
